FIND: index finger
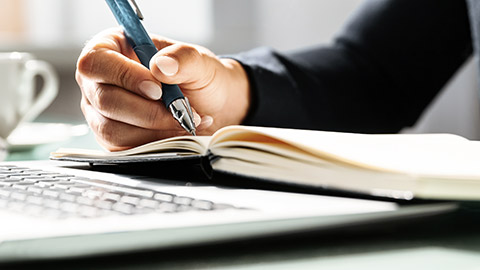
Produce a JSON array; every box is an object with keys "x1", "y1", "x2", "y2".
[{"x1": 76, "y1": 28, "x2": 163, "y2": 100}]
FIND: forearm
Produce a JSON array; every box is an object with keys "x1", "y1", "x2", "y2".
[{"x1": 234, "y1": 0, "x2": 472, "y2": 133}]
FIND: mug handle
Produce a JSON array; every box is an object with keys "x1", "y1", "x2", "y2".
[{"x1": 20, "y1": 60, "x2": 59, "y2": 123}]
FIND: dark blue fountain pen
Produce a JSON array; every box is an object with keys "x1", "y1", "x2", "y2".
[{"x1": 105, "y1": 0, "x2": 196, "y2": 135}]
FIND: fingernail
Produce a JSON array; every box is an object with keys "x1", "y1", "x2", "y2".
[
  {"x1": 193, "y1": 112, "x2": 201, "y2": 127},
  {"x1": 155, "y1": 56, "x2": 178, "y2": 76},
  {"x1": 139, "y1": 80, "x2": 162, "y2": 100},
  {"x1": 201, "y1": 115, "x2": 213, "y2": 128}
]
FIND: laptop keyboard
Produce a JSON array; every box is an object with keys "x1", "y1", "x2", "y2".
[{"x1": 0, "y1": 165, "x2": 236, "y2": 219}]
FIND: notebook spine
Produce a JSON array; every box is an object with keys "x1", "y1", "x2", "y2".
[{"x1": 202, "y1": 151, "x2": 220, "y2": 179}]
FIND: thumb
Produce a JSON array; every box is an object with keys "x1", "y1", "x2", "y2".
[{"x1": 149, "y1": 43, "x2": 218, "y2": 90}]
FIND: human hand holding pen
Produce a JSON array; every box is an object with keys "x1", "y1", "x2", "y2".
[{"x1": 76, "y1": 28, "x2": 250, "y2": 151}]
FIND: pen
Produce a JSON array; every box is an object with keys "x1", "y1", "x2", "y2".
[{"x1": 105, "y1": 0, "x2": 197, "y2": 136}]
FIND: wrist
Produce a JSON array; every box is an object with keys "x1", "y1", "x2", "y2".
[{"x1": 218, "y1": 58, "x2": 251, "y2": 126}]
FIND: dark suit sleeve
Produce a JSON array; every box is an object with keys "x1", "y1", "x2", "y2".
[{"x1": 232, "y1": 0, "x2": 473, "y2": 133}]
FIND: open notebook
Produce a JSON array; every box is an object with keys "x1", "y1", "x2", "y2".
[{"x1": 51, "y1": 125, "x2": 480, "y2": 201}]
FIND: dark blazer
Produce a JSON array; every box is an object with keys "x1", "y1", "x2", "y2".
[{"x1": 234, "y1": 0, "x2": 473, "y2": 133}]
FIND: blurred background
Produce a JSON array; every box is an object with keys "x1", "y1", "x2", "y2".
[{"x1": 1, "y1": 0, "x2": 479, "y2": 139}]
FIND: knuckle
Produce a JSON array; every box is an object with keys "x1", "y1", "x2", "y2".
[
  {"x1": 96, "y1": 117, "x2": 117, "y2": 145},
  {"x1": 92, "y1": 84, "x2": 113, "y2": 113},
  {"x1": 178, "y1": 45, "x2": 202, "y2": 62},
  {"x1": 115, "y1": 65, "x2": 133, "y2": 91},
  {"x1": 146, "y1": 104, "x2": 162, "y2": 129},
  {"x1": 77, "y1": 48, "x2": 99, "y2": 76}
]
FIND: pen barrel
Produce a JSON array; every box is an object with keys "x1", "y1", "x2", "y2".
[
  {"x1": 161, "y1": 84, "x2": 184, "y2": 107},
  {"x1": 106, "y1": 0, "x2": 195, "y2": 134},
  {"x1": 133, "y1": 45, "x2": 184, "y2": 106},
  {"x1": 133, "y1": 44, "x2": 158, "y2": 69}
]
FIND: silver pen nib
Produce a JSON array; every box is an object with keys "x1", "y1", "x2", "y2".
[{"x1": 169, "y1": 97, "x2": 196, "y2": 136}]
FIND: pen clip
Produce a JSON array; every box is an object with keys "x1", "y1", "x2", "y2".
[{"x1": 128, "y1": 0, "x2": 144, "y2": 20}]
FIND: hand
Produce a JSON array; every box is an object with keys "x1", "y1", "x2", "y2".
[{"x1": 76, "y1": 28, "x2": 250, "y2": 151}]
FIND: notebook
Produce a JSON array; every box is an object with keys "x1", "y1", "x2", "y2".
[
  {"x1": 0, "y1": 159, "x2": 456, "y2": 263},
  {"x1": 52, "y1": 125, "x2": 480, "y2": 201}
]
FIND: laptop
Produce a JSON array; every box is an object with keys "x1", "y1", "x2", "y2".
[{"x1": 0, "y1": 160, "x2": 457, "y2": 263}]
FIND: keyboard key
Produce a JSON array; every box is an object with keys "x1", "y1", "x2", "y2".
[
  {"x1": 191, "y1": 200, "x2": 214, "y2": 210},
  {"x1": 0, "y1": 182, "x2": 13, "y2": 188},
  {"x1": 67, "y1": 187, "x2": 87, "y2": 195},
  {"x1": 22, "y1": 176, "x2": 48, "y2": 183},
  {"x1": 26, "y1": 186, "x2": 44, "y2": 195},
  {"x1": 76, "y1": 196, "x2": 94, "y2": 206},
  {"x1": 54, "y1": 181, "x2": 77, "y2": 190},
  {"x1": 102, "y1": 192, "x2": 122, "y2": 202},
  {"x1": 173, "y1": 196, "x2": 193, "y2": 206},
  {"x1": 94, "y1": 200, "x2": 114, "y2": 210},
  {"x1": 120, "y1": 195, "x2": 140, "y2": 205},
  {"x1": 36, "y1": 181, "x2": 56, "y2": 188},
  {"x1": 112, "y1": 202, "x2": 135, "y2": 214},
  {"x1": 76, "y1": 179, "x2": 155, "y2": 198},
  {"x1": 22, "y1": 169, "x2": 44, "y2": 174},
  {"x1": 139, "y1": 199, "x2": 159, "y2": 209},
  {"x1": 157, "y1": 202, "x2": 177, "y2": 213},
  {"x1": 0, "y1": 165, "x2": 240, "y2": 220},
  {"x1": 109, "y1": 186, "x2": 154, "y2": 198},
  {"x1": 43, "y1": 190, "x2": 60, "y2": 198},
  {"x1": 153, "y1": 193, "x2": 174, "y2": 202},
  {"x1": 0, "y1": 165, "x2": 19, "y2": 168},
  {"x1": 36, "y1": 172, "x2": 63, "y2": 177},
  {"x1": 83, "y1": 190, "x2": 103, "y2": 199},
  {"x1": 4, "y1": 166, "x2": 28, "y2": 171},
  {"x1": 35, "y1": 178, "x2": 60, "y2": 182},
  {"x1": 6, "y1": 174, "x2": 28, "y2": 178},
  {"x1": 2, "y1": 178, "x2": 23, "y2": 183},
  {"x1": 12, "y1": 183, "x2": 33, "y2": 190}
]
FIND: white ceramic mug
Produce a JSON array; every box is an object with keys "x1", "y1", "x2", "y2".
[
  {"x1": 0, "y1": 137, "x2": 6, "y2": 161},
  {"x1": 0, "y1": 52, "x2": 59, "y2": 139}
]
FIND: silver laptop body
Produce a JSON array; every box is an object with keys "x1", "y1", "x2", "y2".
[{"x1": 0, "y1": 160, "x2": 456, "y2": 262}]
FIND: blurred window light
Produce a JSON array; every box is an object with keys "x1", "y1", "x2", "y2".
[
  {"x1": 0, "y1": 0, "x2": 26, "y2": 41},
  {"x1": 1, "y1": 0, "x2": 213, "y2": 48}
]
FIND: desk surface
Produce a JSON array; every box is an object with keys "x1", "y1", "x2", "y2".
[
  {"x1": 5, "y1": 122, "x2": 98, "y2": 162},
  {"x1": 3, "y1": 126, "x2": 480, "y2": 269},
  {"x1": 3, "y1": 209, "x2": 480, "y2": 270}
]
